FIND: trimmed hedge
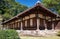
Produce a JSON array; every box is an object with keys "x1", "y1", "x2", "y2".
[{"x1": 0, "y1": 29, "x2": 20, "y2": 39}]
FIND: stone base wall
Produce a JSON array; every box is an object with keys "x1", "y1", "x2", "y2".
[{"x1": 16, "y1": 30, "x2": 57, "y2": 37}]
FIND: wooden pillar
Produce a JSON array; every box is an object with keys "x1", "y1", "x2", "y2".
[
  {"x1": 44, "y1": 15, "x2": 47, "y2": 30},
  {"x1": 11, "y1": 23, "x2": 13, "y2": 29},
  {"x1": 14, "y1": 23, "x2": 16, "y2": 29},
  {"x1": 7, "y1": 23, "x2": 9, "y2": 29},
  {"x1": 8, "y1": 23, "x2": 10, "y2": 29},
  {"x1": 11, "y1": 24, "x2": 12, "y2": 29},
  {"x1": 25, "y1": 20, "x2": 27, "y2": 27},
  {"x1": 17, "y1": 22, "x2": 18, "y2": 29},
  {"x1": 7, "y1": 24, "x2": 9, "y2": 29},
  {"x1": 10, "y1": 24, "x2": 11, "y2": 29},
  {"x1": 51, "y1": 18, "x2": 54, "y2": 30},
  {"x1": 3, "y1": 24, "x2": 6, "y2": 30},
  {"x1": 14, "y1": 22, "x2": 16, "y2": 29},
  {"x1": 12, "y1": 24, "x2": 13, "y2": 29},
  {"x1": 2, "y1": 24, "x2": 4, "y2": 30},
  {"x1": 19, "y1": 21, "x2": 21, "y2": 30},
  {"x1": 18, "y1": 22, "x2": 19, "y2": 30},
  {"x1": 13, "y1": 22, "x2": 15, "y2": 29},
  {"x1": 37, "y1": 18, "x2": 40, "y2": 30},
  {"x1": 12, "y1": 23, "x2": 14, "y2": 29},
  {"x1": 44, "y1": 20, "x2": 47, "y2": 30},
  {"x1": 13, "y1": 23, "x2": 14, "y2": 29},
  {"x1": 30, "y1": 19, "x2": 33, "y2": 26},
  {"x1": 55, "y1": 17, "x2": 56, "y2": 29},
  {"x1": 52, "y1": 22, "x2": 54, "y2": 30},
  {"x1": 36, "y1": 18, "x2": 40, "y2": 35},
  {"x1": 6, "y1": 24, "x2": 8, "y2": 29},
  {"x1": 21, "y1": 21, "x2": 23, "y2": 31},
  {"x1": 16, "y1": 22, "x2": 18, "y2": 29},
  {"x1": 3, "y1": 24, "x2": 5, "y2": 30}
]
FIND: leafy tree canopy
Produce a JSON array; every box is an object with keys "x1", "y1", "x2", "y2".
[
  {"x1": 42, "y1": 0, "x2": 60, "y2": 15},
  {"x1": 0, "y1": 0, "x2": 28, "y2": 20}
]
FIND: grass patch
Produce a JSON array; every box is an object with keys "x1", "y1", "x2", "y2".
[{"x1": 20, "y1": 36, "x2": 60, "y2": 39}]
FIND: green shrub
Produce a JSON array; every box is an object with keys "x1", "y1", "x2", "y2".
[
  {"x1": 57, "y1": 31, "x2": 60, "y2": 36},
  {"x1": 0, "y1": 29, "x2": 20, "y2": 39}
]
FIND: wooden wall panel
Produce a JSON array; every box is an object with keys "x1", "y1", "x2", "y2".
[
  {"x1": 30, "y1": 14, "x2": 35, "y2": 18},
  {"x1": 39, "y1": 19, "x2": 45, "y2": 30},
  {"x1": 55, "y1": 21, "x2": 60, "y2": 29},
  {"x1": 47, "y1": 22, "x2": 52, "y2": 30}
]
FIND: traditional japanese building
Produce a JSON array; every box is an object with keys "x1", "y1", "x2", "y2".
[{"x1": 2, "y1": 1, "x2": 60, "y2": 35}]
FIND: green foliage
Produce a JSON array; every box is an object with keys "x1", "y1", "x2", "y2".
[
  {"x1": 42, "y1": 0, "x2": 60, "y2": 14},
  {"x1": 3, "y1": 13, "x2": 12, "y2": 20},
  {"x1": 57, "y1": 31, "x2": 60, "y2": 36},
  {"x1": 0, "y1": 0, "x2": 28, "y2": 20},
  {"x1": 0, "y1": 29, "x2": 20, "y2": 39}
]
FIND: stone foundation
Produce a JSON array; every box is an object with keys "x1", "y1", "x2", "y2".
[{"x1": 16, "y1": 30, "x2": 57, "y2": 37}]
